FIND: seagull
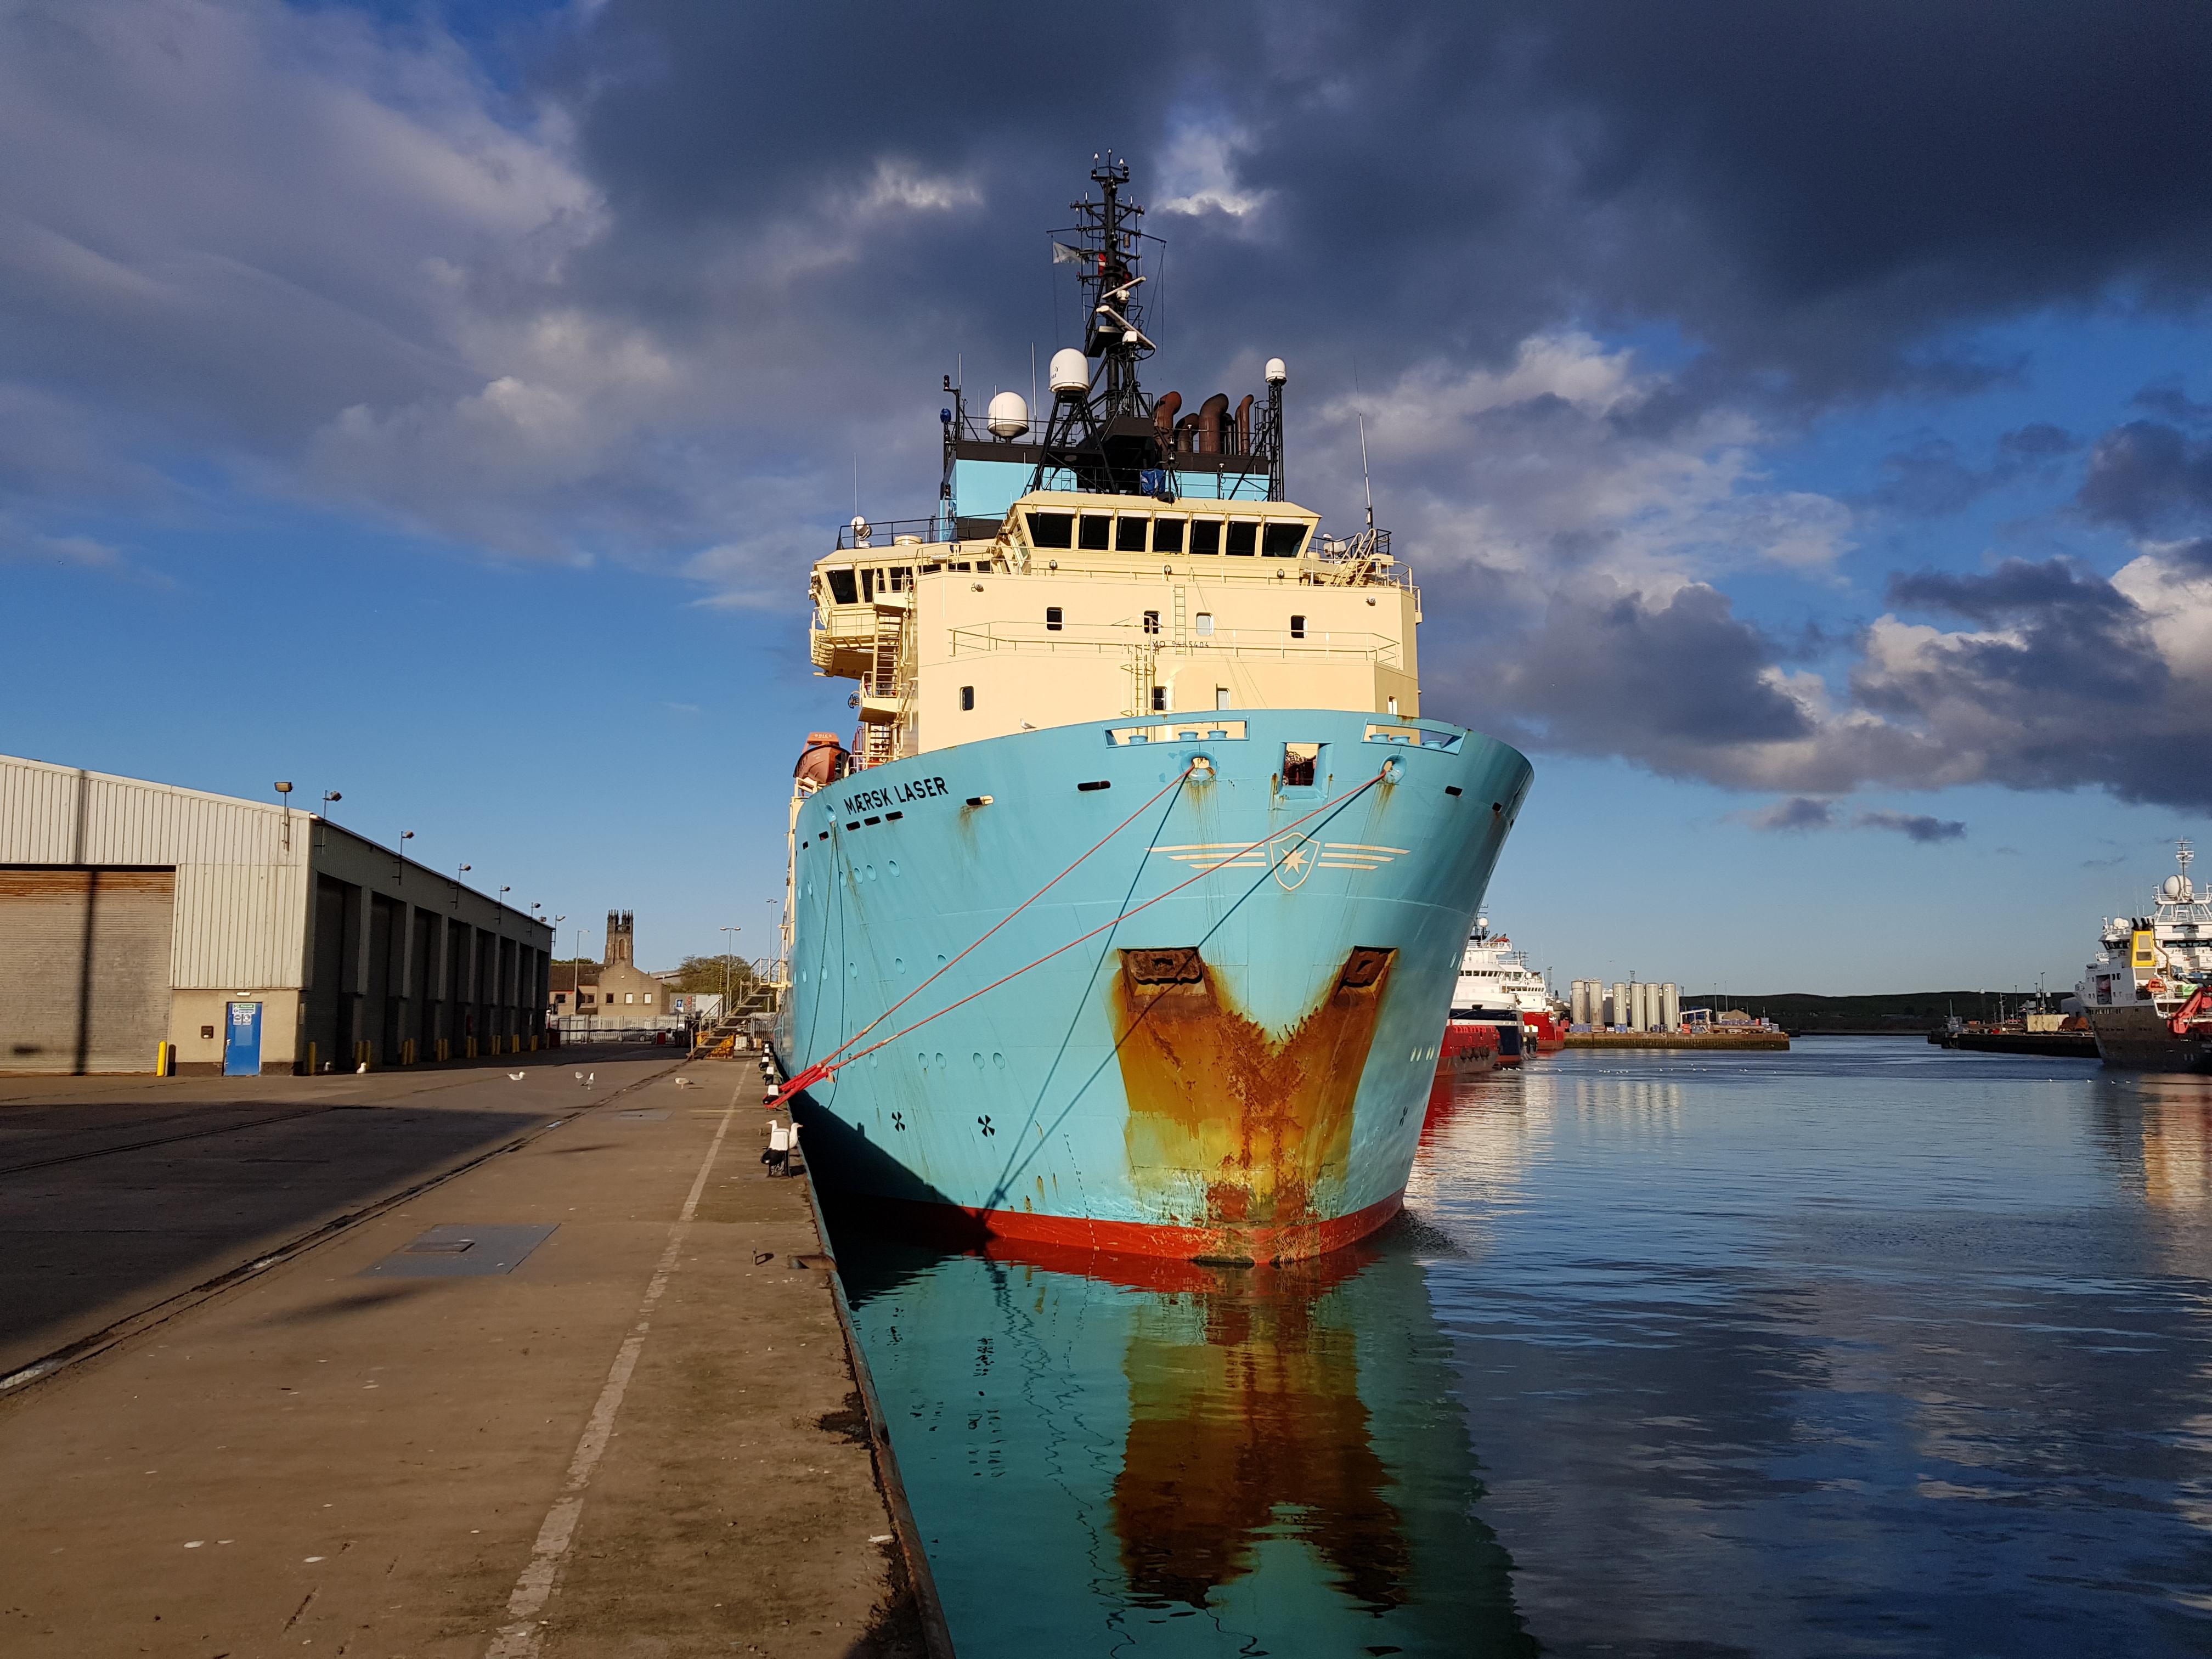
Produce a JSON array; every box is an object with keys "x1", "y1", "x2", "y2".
[
  {"x1": 508, "y1": 1072, "x2": 526, "y2": 1081},
  {"x1": 573, "y1": 1071, "x2": 583, "y2": 1080},
  {"x1": 582, "y1": 1072, "x2": 595, "y2": 1087},
  {"x1": 673, "y1": 1077, "x2": 696, "y2": 1088}
]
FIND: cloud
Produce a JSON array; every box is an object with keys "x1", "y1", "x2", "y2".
[
  {"x1": 1854, "y1": 809, "x2": 1966, "y2": 844},
  {"x1": 4, "y1": 0, "x2": 2212, "y2": 792},
  {"x1": 1736, "y1": 798, "x2": 1965, "y2": 842},
  {"x1": 2076, "y1": 420, "x2": 2212, "y2": 545},
  {"x1": 1741, "y1": 796, "x2": 1835, "y2": 832},
  {"x1": 0, "y1": 512, "x2": 122, "y2": 568},
  {"x1": 1855, "y1": 424, "x2": 2079, "y2": 518}
]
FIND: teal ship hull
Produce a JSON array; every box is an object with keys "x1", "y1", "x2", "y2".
[{"x1": 776, "y1": 707, "x2": 1530, "y2": 1261}]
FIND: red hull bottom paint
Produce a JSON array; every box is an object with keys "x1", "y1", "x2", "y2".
[{"x1": 830, "y1": 1188, "x2": 1409, "y2": 1265}]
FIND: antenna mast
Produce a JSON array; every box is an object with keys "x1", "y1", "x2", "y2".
[{"x1": 1358, "y1": 413, "x2": 1374, "y2": 531}]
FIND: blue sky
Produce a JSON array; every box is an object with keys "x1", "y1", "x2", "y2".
[{"x1": 7, "y1": 1, "x2": 2209, "y2": 994}]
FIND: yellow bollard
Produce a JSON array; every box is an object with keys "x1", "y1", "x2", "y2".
[{"x1": 305, "y1": 1041, "x2": 317, "y2": 1077}]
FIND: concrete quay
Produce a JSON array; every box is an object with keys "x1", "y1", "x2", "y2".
[{"x1": 0, "y1": 1050, "x2": 938, "y2": 1658}]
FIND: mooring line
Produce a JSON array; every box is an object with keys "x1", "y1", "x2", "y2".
[
  {"x1": 486, "y1": 1082, "x2": 741, "y2": 1658},
  {"x1": 766, "y1": 766, "x2": 1390, "y2": 1109}
]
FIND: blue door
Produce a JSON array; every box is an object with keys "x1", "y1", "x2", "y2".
[{"x1": 224, "y1": 1001, "x2": 263, "y2": 1076}]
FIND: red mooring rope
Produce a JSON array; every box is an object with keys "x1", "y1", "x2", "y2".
[{"x1": 764, "y1": 765, "x2": 1387, "y2": 1109}]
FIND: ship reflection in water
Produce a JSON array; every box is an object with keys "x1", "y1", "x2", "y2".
[
  {"x1": 832, "y1": 1209, "x2": 1536, "y2": 1656},
  {"x1": 836, "y1": 1042, "x2": 2212, "y2": 1656}
]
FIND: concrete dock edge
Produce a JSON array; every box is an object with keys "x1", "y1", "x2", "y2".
[{"x1": 802, "y1": 1165, "x2": 958, "y2": 1659}]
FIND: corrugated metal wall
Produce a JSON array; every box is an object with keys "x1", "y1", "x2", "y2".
[{"x1": 1, "y1": 754, "x2": 307, "y2": 989}]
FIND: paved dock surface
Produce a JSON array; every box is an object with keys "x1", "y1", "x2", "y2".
[{"x1": 0, "y1": 1053, "x2": 926, "y2": 1658}]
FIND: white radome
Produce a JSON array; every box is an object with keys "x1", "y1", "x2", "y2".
[
  {"x1": 1048, "y1": 348, "x2": 1091, "y2": 395},
  {"x1": 986, "y1": 390, "x2": 1030, "y2": 438}
]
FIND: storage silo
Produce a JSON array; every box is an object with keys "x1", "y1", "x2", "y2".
[
  {"x1": 1610, "y1": 982, "x2": 1628, "y2": 1030},
  {"x1": 1661, "y1": 983, "x2": 1679, "y2": 1029}
]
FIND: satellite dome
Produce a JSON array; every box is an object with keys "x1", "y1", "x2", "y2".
[
  {"x1": 986, "y1": 390, "x2": 1030, "y2": 438},
  {"x1": 2165, "y1": 874, "x2": 2186, "y2": 899},
  {"x1": 1265, "y1": 357, "x2": 1288, "y2": 384},
  {"x1": 1048, "y1": 348, "x2": 1091, "y2": 396}
]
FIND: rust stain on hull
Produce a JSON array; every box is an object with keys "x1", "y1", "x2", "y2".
[{"x1": 1112, "y1": 945, "x2": 1396, "y2": 1256}]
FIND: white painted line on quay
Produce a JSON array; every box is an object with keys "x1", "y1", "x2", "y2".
[{"x1": 486, "y1": 1082, "x2": 741, "y2": 1659}]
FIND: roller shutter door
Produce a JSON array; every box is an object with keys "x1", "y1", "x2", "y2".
[{"x1": 0, "y1": 868, "x2": 175, "y2": 1074}]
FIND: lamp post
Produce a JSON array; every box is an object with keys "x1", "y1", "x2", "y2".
[{"x1": 720, "y1": 927, "x2": 741, "y2": 1024}]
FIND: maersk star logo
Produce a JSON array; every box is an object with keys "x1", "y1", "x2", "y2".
[{"x1": 1269, "y1": 832, "x2": 1316, "y2": 890}]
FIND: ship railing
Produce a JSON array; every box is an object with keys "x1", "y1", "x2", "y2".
[
  {"x1": 835, "y1": 515, "x2": 958, "y2": 550},
  {"x1": 947, "y1": 623, "x2": 1401, "y2": 663}
]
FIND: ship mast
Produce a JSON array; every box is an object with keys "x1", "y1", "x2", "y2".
[
  {"x1": 1075, "y1": 155, "x2": 1152, "y2": 420},
  {"x1": 1028, "y1": 153, "x2": 1159, "y2": 494}
]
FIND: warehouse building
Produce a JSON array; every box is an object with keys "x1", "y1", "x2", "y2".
[{"x1": 0, "y1": 754, "x2": 554, "y2": 1076}]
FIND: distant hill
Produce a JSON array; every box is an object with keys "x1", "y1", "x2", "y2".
[{"x1": 1679, "y1": 990, "x2": 2041, "y2": 1035}]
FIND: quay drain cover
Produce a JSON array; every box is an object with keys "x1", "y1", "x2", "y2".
[{"x1": 363, "y1": 1223, "x2": 556, "y2": 1278}]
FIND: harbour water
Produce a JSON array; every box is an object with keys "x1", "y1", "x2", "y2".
[{"x1": 826, "y1": 1040, "x2": 2212, "y2": 1657}]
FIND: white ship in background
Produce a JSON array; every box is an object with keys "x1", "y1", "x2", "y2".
[
  {"x1": 1446, "y1": 916, "x2": 1561, "y2": 1062},
  {"x1": 2075, "y1": 841, "x2": 2212, "y2": 1071}
]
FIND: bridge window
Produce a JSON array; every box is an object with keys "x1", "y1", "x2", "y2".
[
  {"x1": 1154, "y1": 517, "x2": 1185, "y2": 553},
  {"x1": 1189, "y1": 520, "x2": 1221, "y2": 555},
  {"x1": 1079, "y1": 516, "x2": 1112, "y2": 551},
  {"x1": 1262, "y1": 522, "x2": 1307, "y2": 557},
  {"x1": 1029, "y1": 513, "x2": 1073, "y2": 549},
  {"x1": 1225, "y1": 520, "x2": 1258, "y2": 556},
  {"x1": 1143, "y1": 610, "x2": 1160, "y2": 635},
  {"x1": 826, "y1": 568, "x2": 858, "y2": 604},
  {"x1": 1046, "y1": 607, "x2": 1063, "y2": 631},
  {"x1": 1116, "y1": 516, "x2": 1148, "y2": 551},
  {"x1": 1290, "y1": 614, "x2": 1306, "y2": 639}
]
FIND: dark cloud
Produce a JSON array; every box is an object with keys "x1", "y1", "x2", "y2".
[
  {"x1": 2130, "y1": 379, "x2": 2212, "y2": 427},
  {"x1": 1855, "y1": 558, "x2": 2211, "y2": 808},
  {"x1": 2076, "y1": 420, "x2": 2212, "y2": 539},
  {"x1": 1451, "y1": 579, "x2": 1810, "y2": 761},
  {"x1": 1857, "y1": 425, "x2": 2079, "y2": 518},
  {"x1": 1855, "y1": 809, "x2": 1966, "y2": 844},
  {"x1": 1886, "y1": 557, "x2": 2131, "y2": 628},
  {"x1": 551, "y1": 0, "x2": 2212, "y2": 412}
]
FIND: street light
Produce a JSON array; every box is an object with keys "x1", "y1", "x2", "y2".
[{"x1": 720, "y1": 927, "x2": 742, "y2": 1020}]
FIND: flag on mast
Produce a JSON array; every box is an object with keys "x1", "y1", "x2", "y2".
[{"x1": 1051, "y1": 241, "x2": 1087, "y2": 266}]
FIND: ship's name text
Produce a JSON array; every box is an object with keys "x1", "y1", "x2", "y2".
[{"x1": 840, "y1": 776, "x2": 950, "y2": 814}]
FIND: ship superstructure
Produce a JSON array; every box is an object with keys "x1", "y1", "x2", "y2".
[
  {"x1": 773, "y1": 159, "x2": 1534, "y2": 1262},
  {"x1": 2076, "y1": 841, "x2": 2212, "y2": 1071}
]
